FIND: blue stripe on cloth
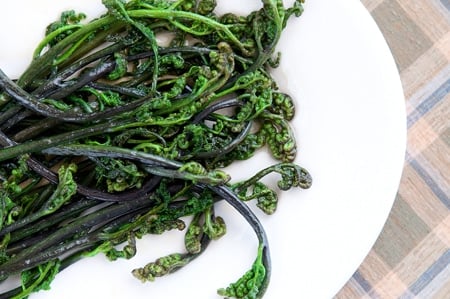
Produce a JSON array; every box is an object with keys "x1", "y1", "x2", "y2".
[
  {"x1": 351, "y1": 270, "x2": 384, "y2": 299},
  {"x1": 407, "y1": 78, "x2": 450, "y2": 128},
  {"x1": 408, "y1": 153, "x2": 450, "y2": 209},
  {"x1": 353, "y1": 270, "x2": 373, "y2": 293},
  {"x1": 440, "y1": 0, "x2": 450, "y2": 11},
  {"x1": 409, "y1": 249, "x2": 450, "y2": 295}
]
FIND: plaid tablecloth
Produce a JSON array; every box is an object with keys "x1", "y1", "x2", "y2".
[{"x1": 335, "y1": 1, "x2": 450, "y2": 298}]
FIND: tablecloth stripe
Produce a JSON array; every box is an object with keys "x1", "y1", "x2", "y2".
[
  {"x1": 407, "y1": 78, "x2": 449, "y2": 128},
  {"x1": 408, "y1": 155, "x2": 449, "y2": 209},
  {"x1": 334, "y1": 0, "x2": 449, "y2": 298},
  {"x1": 407, "y1": 250, "x2": 450, "y2": 295}
]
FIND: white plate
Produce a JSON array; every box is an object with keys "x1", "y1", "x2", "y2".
[{"x1": 0, "y1": 0, "x2": 406, "y2": 298}]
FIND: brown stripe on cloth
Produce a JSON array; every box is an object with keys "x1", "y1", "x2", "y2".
[{"x1": 371, "y1": 0, "x2": 434, "y2": 71}]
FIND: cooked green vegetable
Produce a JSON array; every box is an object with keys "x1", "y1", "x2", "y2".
[{"x1": 0, "y1": 0, "x2": 311, "y2": 298}]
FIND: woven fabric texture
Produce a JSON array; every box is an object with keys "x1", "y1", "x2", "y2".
[{"x1": 335, "y1": 1, "x2": 449, "y2": 298}]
